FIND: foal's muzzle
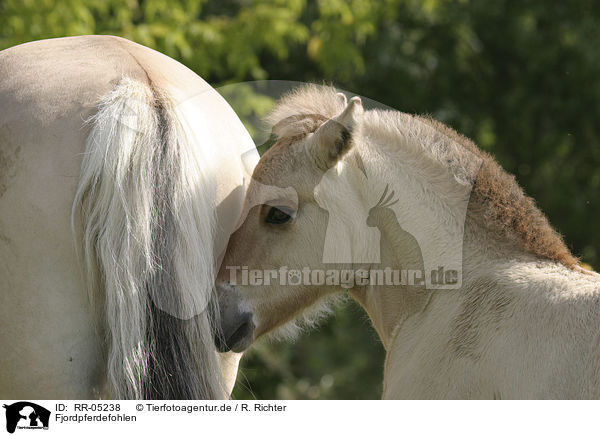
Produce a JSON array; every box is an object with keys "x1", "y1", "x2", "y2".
[{"x1": 213, "y1": 283, "x2": 255, "y2": 353}]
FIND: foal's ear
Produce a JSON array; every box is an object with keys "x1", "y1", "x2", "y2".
[{"x1": 308, "y1": 94, "x2": 363, "y2": 170}]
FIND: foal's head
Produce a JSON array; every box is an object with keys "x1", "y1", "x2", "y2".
[{"x1": 214, "y1": 91, "x2": 365, "y2": 352}]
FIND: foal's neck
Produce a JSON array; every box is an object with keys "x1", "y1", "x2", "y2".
[
  {"x1": 348, "y1": 220, "x2": 523, "y2": 349},
  {"x1": 345, "y1": 146, "x2": 528, "y2": 347},
  {"x1": 345, "y1": 116, "x2": 582, "y2": 355},
  {"x1": 349, "y1": 230, "x2": 435, "y2": 348},
  {"x1": 346, "y1": 140, "x2": 475, "y2": 347}
]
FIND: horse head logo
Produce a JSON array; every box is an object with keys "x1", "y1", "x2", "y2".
[{"x1": 3, "y1": 402, "x2": 50, "y2": 434}]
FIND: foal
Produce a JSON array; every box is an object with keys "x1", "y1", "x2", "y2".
[{"x1": 216, "y1": 85, "x2": 600, "y2": 399}]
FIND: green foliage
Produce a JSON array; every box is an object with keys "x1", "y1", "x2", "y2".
[
  {"x1": 0, "y1": 0, "x2": 308, "y2": 81},
  {"x1": 2, "y1": 0, "x2": 599, "y2": 398}
]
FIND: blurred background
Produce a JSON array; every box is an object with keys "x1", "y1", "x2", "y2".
[{"x1": 2, "y1": 0, "x2": 598, "y2": 399}]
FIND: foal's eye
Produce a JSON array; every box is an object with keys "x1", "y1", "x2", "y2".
[{"x1": 265, "y1": 206, "x2": 294, "y2": 225}]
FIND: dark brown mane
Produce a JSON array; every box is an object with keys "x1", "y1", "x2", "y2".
[{"x1": 418, "y1": 116, "x2": 577, "y2": 268}]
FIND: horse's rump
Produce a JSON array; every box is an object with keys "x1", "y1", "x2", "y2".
[{"x1": 0, "y1": 36, "x2": 250, "y2": 399}]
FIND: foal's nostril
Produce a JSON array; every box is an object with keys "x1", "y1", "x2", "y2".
[
  {"x1": 214, "y1": 312, "x2": 254, "y2": 353},
  {"x1": 227, "y1": 319, "x2": 251, "y2": 348}
]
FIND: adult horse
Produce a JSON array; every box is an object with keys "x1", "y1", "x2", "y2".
[
  {"x1": 215, "y1": 85, "x2": 600, "y2": 399},
  {"x1": 0, "y1": 36, "x2": 255, "y2": 399}
]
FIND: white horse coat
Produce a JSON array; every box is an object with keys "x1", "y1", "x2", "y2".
[{"x1": 0, "y1": 36, "x2": 254, "y2": 399}]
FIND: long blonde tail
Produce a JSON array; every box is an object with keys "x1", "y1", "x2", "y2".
[{"x1": 72, "y1": 77, "x2": 225, "y2": 399}]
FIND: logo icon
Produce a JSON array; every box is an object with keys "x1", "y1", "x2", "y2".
[{"x1": 3, "y1": 402, "x2": 50, "y2": 434}]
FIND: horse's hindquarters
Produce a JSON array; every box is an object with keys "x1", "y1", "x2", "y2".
[
  {"x1": 1, "y1": 36, "x2": 255, "y2": 399},
  {"x1": 0, "y1": 37, "x2": 167, "y2": 399},
  {"x1": 0, "y1": 62, "x2": 109, "y2": 399}
]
